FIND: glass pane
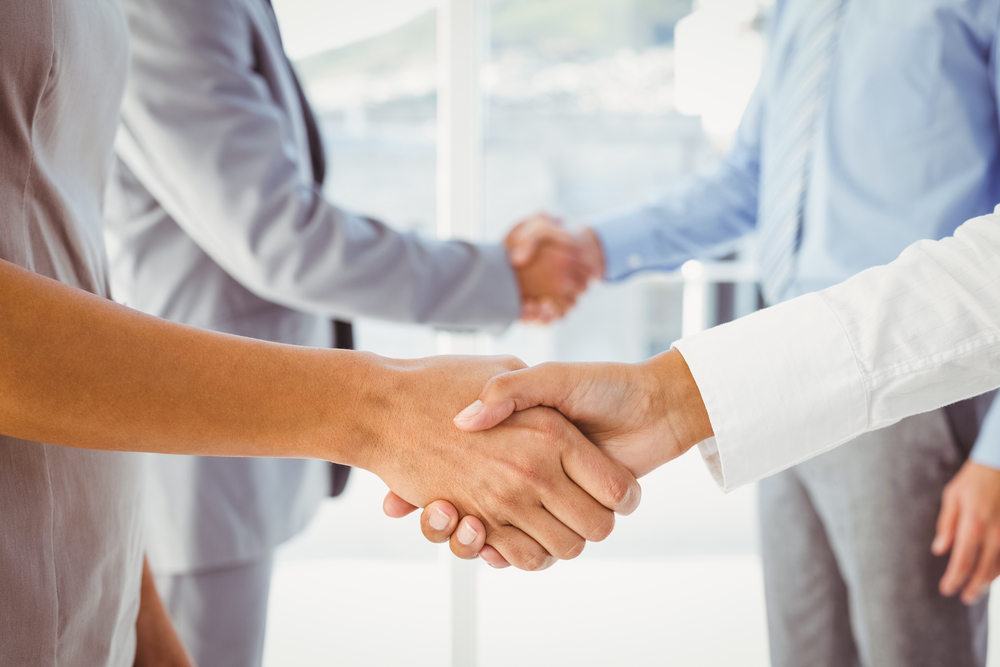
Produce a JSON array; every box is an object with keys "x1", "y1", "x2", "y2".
[
  {"x1": 480, "y1": 2, "x2": 771, "y2": 665},
  {"x1": 265, "y1": 6, "x2": 448, "y2": 665},
  {"x1": 289, "y1": 1, "x2": 441, "y2": 360}
]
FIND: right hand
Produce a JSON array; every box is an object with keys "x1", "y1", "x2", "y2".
[{"x1": 364, "y1": 354, "x2": 642, "y2": 571}]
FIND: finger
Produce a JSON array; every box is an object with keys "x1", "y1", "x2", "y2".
[
  {"x1": 485, "y1": 524, "x2": 558, "y2": 572},
  {"x1": 561, "y1": 429, "x2": 642, "y2": 516},
  {"x1": 509, "y1": 232, "x2": 543, "y2": 267},
  {"x1": 448, "y1": 515, "x2": 487, "y2": 559},
  {"x1": 962, "y1": 528, "x2": 1000, "y2": 604},
  {"x1": 506, "y1": 504, "x2": 588, "y2": 562},
  {"x1": 933, "y1": 492, "x2": 959, "y2": 555},
  {"x1": 539, "y1": 473, "x2": 617, "y2": 544},
  {"x1": 508, "y1": 217, "x2": 575, "y2": 267},
  {"x1": 383, "y1": 490, "x2": 419, "y2": 518},
  {"x1": 940, "y1": 513, "x2": 984, "y2": 597},
  {"x1": 419, "y1": 500, "x2": 460, "y2": 544},
  {"x1": 479, "y1": 544, "x2": 511, "y2": 569},
  {"x1": 454, "y1": 364, "x2": 576, "y2": 432}
]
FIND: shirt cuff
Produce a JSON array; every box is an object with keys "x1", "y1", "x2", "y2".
[
  {"x1": 592, "y1": 210, "x2": 668, "y2": 281},
  {"x1": 971, "y1": 401, "x2": 1000, "y2": 471},
  {"x1": 673, "y1": 293, "x2": 869, "y2": 491}
]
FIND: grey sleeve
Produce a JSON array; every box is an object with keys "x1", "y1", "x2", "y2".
[{"x1": 114, "y1": 0, "x2": 518, "y2": 330}]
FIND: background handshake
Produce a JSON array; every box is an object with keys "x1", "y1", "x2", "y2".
[{"x1": 505, "y1": 213, "x2": 607, "y2": 323}]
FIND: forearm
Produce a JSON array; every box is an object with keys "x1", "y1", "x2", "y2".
[{"x1": 0, "y1": 259, "x2": 378, "y2": 466}]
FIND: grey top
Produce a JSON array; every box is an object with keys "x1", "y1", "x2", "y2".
[
  {"x1": 0, "y1": 1, "x2": 143, "y2": 665},
  {"x1": 104, "y1": 0, "x2": 519, "y2": 574}
]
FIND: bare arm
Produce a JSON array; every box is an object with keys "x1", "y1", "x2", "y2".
[
  {"x1": 0, "y1": 259, "x2": 639, "y2": 570},
  {"x1": 0, "y1": 257, "x2": 373, "y2": 463}
]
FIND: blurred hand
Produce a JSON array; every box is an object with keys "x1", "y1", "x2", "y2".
[
  {"x1": 933, "y1": 460, "x2": 1000, "y2": 604},
  {"x1": 383, "y1": 350, "x2": 712, "y2": 567},
  {"x1": 369, "y1": 354, "x2": 641, "y2": 571},
  {"x1": 134, "y1": 556, "x2": 195, "y2": 667},
  {"x1": 505, "y1": 214, "x2": 604, "y2": 324}
]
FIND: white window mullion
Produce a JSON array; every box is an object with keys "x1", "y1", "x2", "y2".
[{"x1": 437, "y1": 1, "x2": 487, "y2": 666}]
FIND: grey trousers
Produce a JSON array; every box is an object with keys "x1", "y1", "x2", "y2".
[
  {"x1": 155, "y1": 557, "x2": 274, "y2": 667},
  {"x1": 760, "y1": 408, "x2": 988, "y2": 667}
]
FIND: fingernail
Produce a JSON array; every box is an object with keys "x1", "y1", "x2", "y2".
[
  {"x1": 457, "y1": 522, "x2": 478, "y2": 546},
  {"x1": 430, "y1": 508, "x2": 450, "y2": 531},
  {"x1": 932, "y1": 535, "x2": 946, "y2": 553},
  {"x1": 454, "y1": 400, "x2": 483, "y2": 423}
]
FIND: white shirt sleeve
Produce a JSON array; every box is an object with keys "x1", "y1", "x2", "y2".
[{"x1": 674, "y1": 208, "x2": 1000, "y2": 491}]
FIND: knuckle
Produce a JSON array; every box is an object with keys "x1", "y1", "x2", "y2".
[
  {"x1": 604, "y1": 475, "x2": 633, "y2": 509},
  {"x1": 497, "y1": 355, "x2": 526, "y2": 372},
  {"x1": 490, "y1": 485, "x2": 523, "y2": 514}
]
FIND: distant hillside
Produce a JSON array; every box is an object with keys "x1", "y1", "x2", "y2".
[
  {"x1": 297, "y1": 0, "x2": 693, "y2": 78},
  {"x1": 297, "y1": 10, "x2": 435, "y2": 82}
]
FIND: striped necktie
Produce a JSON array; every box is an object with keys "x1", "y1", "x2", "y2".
[{"x1": 757, "y1": 0, "x2": 845, "y2": 305}]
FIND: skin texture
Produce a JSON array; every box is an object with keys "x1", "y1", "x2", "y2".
[
  {"x1": 386, "y1": 350, "x2": 713, "y2": 568},
  {"x1": 0, "y1": 258, "x2": 639, "y2": 572},
  {"x1": 933, "y1": 460, "x2": 1000, "y2": 604},
  {"x1": 134, "y1": 557, "x2": 195, "y2": 667}
]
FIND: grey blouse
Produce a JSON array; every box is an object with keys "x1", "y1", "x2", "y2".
[{"x1": 0, "y1": 1, "x2": 143, "y2": 665}]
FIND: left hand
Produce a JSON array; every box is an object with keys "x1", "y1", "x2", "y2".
[
  {"x1": 933, "y1": 460, "x2": 1000, "y2": 604},
  {"x1": 134, "y1": 556, "x2": 195, "y2": 667}
]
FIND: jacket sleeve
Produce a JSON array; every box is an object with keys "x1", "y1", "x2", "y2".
[{"x1": 114, "y1": 0, "x2": 518, "y2": 330}]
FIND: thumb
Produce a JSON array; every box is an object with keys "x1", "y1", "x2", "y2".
[
  {"x1": 507, "y1": 216, "x2": 573, "y2": 267},
  {"x1": 453, "y1": 364, "x2": 570, "y2": 432},
  {"x1": 383, "y1": 490, "x2": 419, "y2": 518},
  {"x1": 933, "y1": 492, "x2": 960, "y2": 555},
  {"x1": 509, "y1": 232, "x2": 542, "y2": 267}
]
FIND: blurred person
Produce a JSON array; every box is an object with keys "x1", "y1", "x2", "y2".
[
  {"x1": 397, "y1": 1, "x2": 1000, "y2": 665},
  {"x1": 103, "y1": 0, "x2": 590, "y2": 664},
  {"x1": 0, "y1": 1, "x2": 636, "y2": 664}
]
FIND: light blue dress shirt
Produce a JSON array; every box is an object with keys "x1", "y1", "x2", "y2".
[{"x1": 594, "y1": 0, "x2": 1000, "y2": 468}]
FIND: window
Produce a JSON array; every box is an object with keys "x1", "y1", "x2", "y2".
[{"x1": 267, "y1": 2, "x2": 772, "y2": 665}]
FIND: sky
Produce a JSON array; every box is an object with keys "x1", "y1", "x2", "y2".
[{"x1": 271, "y1": 0, "x2": 437, "y2": 59}]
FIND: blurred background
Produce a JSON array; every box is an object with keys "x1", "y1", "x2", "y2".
[{"x1": 258, "y1": 1, "x2": 1000, "y2": 664}]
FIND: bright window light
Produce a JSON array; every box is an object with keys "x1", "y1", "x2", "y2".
[{"x1": 674, "y1": 0, "x2": 765, "y2": 137}]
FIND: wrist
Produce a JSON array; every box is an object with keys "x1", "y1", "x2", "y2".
[
  {"x1": 640, "y1": 349, "x2": 713, "y2": 461},
  {"x1": 578, "y1": 227, "x2": 606, "y2": 280},
  {"x1": 311, "y1": 350, "x2": 399, "y2": 472}
]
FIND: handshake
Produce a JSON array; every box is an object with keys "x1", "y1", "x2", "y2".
[
  {"x1": 505, "y1": 214, "x2": 607, "y2": 323},
  {"x1": 361, "y1": 343, "x2": 714, "y2": 572}
]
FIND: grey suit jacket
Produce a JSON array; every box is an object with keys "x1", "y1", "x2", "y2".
[{"x1": 104, "y1": 0, "x2": 519, "y2": 573}]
